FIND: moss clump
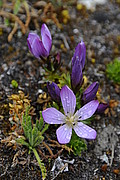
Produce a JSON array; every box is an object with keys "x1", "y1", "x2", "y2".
[
  {"x1": 106, "y1": 58, "x2": 120, "y2": 84},
  {"x1": 11, "y1": 80, "x2": 18, "y2": 88},
  {"x1": 68, "y1": 131, "x2": 87, "y2": 156}
]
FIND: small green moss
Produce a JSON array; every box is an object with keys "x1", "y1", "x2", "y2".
[
  {"x1": 68, "y1": 131, "x2": 87, "y2": 156},
  {"x1": 11, "y1": 80, "x2": 18, "y2": 88},
  {"x1": 106, "y1": 58, "x2": 120, "y2": 84},
  {"x1": 0, "y1": 0, "x2": 3, "y2": 7}
]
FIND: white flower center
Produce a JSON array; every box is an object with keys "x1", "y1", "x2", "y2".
[{"x1": 65, "y1": 115, "x2": 78, "y2": 127}]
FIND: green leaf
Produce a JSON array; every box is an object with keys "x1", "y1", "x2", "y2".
[
  {"x1": 36, "y1": 111, "x2": 44, "y2": 131},
  {"x1": 33, "y1": 148, "x2": 47, "y2": 180},
  {"x1": 0, "y1": 0, "x2": 3, "y2": 7},
  {"x1": 59, "y1": 72, "x2": 71, "y2": 88},
  {"x1": 52, "y1": 102, "x2": 60, "y2": 110},
  {"x1": 33, "y1": 134, "x2": 44, "y2": 147},
  {"x1": 16, "y1": 137, "x2": 30, "y2": 147},
  {"x1": 4, "y1": 18, "x2": 10, "y2": 26},
  {"x1": 41, "y1": 124, "x2": 49, "y2": 135},
  {"x1": 13, "y1": 0, "x2": 21, "y2": 15}
]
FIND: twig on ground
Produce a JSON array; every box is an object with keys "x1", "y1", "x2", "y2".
[
  {"x1": 110, "y1": 144, "x2": 114, "y2": 167},
  {"x1": 23, "y1": 1, "x2": 31, "y2": 29},
  {"x1": 0, "y1": 11, "x2": 26, "y2": 34},
  {"x1": 8, "y1": 22, "x2": 18, "y2": 42}
]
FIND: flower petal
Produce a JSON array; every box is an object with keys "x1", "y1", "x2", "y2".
[
  {"x1": 74, "y1": 122, "x2": 96, "y2": 139},
  {"x1": 27, "y1": 33, "x2": 40, "y2": 54},
  {"x1": 56, "y1": 124, "x2": 72, "y2": 144},
  {"x1": 75, "y1": 100, "x2": 99, "y2": 120},
  {"x1": 28, "y1": 33, "x2": 40, "y2": 44},
  {"x1": 82, "y1": 82, "x2": 99, "y2": 104},
  {"x1": 71, "y1": 59, "x2": 83, "y2": 93},
  {"x1": 60, "y1": 85, "x2": 76, "y2": 116},
  {"x1": 72, "y1": 41, "x2": 86, "y2": 70},
  {"x1": 41, "y1": 24, "x2": 52, "y2": 54},
  {"x1": 47, "y1": 82, "x2": 61, "y2": 103},
  {"x1": 96, "y1": 103, "x2": 109, "y2": 114},
  {"x1": 42, "y1": 108, "x2": 65, "y2": 124},
  {"x1": 31, "y1": 38, "x2": 48, "y2": 58}
]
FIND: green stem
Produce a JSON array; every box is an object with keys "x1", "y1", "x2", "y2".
[{"x1": 32, "y1": 148, "x2": 46, "y2": 180}]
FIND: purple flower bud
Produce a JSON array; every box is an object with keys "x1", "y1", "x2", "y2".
[
  {"x1": 72, "y1": 41, "x2": 86, "y2": 70},
  {"x1": 47, "y1": 82, "x2": 61, "y2": 103},
  {"x1": 82, "y1": 82, "x2": 99, "y2": 104},
  {"x1": 27, "y1": 24, "x2": 52, "y2": 59},
  {"x1": 96, "y1": 103, "x2": 109, "y2": 114},
  {"x1": 71, "y1": 59, "x2": 83, "y2": 93},
  {"x1": 53, "y1": 52, "x2": 61, "y2": 71},
  {"x1": 55, "y1": 52, "x2": 61, "y2": 64}
]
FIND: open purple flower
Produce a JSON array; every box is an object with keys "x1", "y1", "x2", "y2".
[
  {"x1": 82, "y1": 82, "x2": 99, "y2": 104},
  {"x1": 72, "y1": 41, "x2": 86, "y2": 70},
  {"x1": 27, "y1": 24, "x2": 52, "y2": 59},
  {"x1": 42, "y1": 85, "x2": 99, "y2": 144}
]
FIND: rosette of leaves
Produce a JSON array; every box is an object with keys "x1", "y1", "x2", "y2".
[{"x1": 17, "y1": 109, "x2": 48, "y2": 180}]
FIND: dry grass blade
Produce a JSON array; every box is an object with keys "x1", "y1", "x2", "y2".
[{"x1": 0, "y1": 10, "x2": 26, "y2": 34}]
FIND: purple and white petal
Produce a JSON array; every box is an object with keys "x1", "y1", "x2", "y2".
[
  {"x1": 31, "y1": 38, "x2": 48, "y2": 58},
  {"x1": 42, "y1": 108, "x2": 65, "y2": 124},
  {"x1": 27, "y1": 33, "x2": 40, "y2": 44},
  {"x1": 80, "y1": 41, "x2": 86, "y2": 69},
  {"x1": 72, "y1": 41, "x2": 86, "y2": 70},
  {"x1": 41, "y1": 24, "x2": 52, "y2": 41},
  {"x1": 27, "y1": 33, "x2": 40, "y2": 54},
  {"x1": 60, "y1": 85, "x2": 76, "y2": 116},
  {"x1": 56, "y1": 124, "x2": 72, "y2": 144},
  {"x1": 41, "y1": 24, "x2": 52, "y2": 53},
  {"x1": 75, "y1": 100, "x2": 99, "y2": 120},
  {"x1": 73, "y1": 122, "x2": 97, "y2": 139}
]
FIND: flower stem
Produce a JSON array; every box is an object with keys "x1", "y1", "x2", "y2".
[{"x1": 32, "y1": 148, "x2": 46, "y2": 180}]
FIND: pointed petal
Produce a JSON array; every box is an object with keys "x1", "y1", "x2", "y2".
[
  {"x1": 47, "y1": 82, "x2": 61, "y2": 103},
  {"x1": 41, "y1": 24, "x2": 52, "y2": 40},
  {"x1": 72, "y1": 41, "x2": 86, "y2": 70},
  {"x1": 75, "y1": 100, "x2": 99, "y2": 120},
  {"x1": 82, "y1": 82, "x2": 99, "y2": 104},
  {"x1": 81, "y1": 41, "x2": 86, "y2": 69},
  {"x1": 41, "y1": 24, "x2": 52, "y2": 54},
  {"x1": 71, "y1": 59, "x2": 83, "y2": 92},
  {"x1": 27, "y1": 33, "x2": 40, "y2": 54},
  {"x1": 42, "y1": 108, "x2": 65, "y2": 124},
  {"x1": 60, "y1": 85, "x2": 76, "y2": 116},
  {"x1": 28, "y1": 33, "x2": 40, "y2": 44},
  {"x1": 74, "y1": 122, "x2": 96, "y2": 139},
  {"x1": 31, "y1": 38, "x2": 48, "y2": 58},
  {"x1": 56, "y1": 124, "x2": 72, "y2": 144},
  {"x1": 96, "y1": 103, "x2": 109, "y2": 114}
]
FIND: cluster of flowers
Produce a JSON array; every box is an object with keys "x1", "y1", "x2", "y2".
[{"x1": 27, "y1": 24, "x2": 108, "y2": 144}]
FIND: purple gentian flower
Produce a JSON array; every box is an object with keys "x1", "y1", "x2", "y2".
[
  {"x1": 82, "y1": 82, "x2": 99, "y2": 104},
  {"x1": 47, "y1": 82, "x2": 61, "y2": 103},
  {"x1": 96, "y1": 103, "x2": 109, "y2": 114},
  {"x1": 71, "y1": 59, "x2": 83, "y2": 93},
  {"x1": 42, "y1": 85, "x2": 99, "y2": 144},
  {"x1": 27, "y1": 24, "x2": 52, "y2": 59},
  {"x1": 72, "y1": 41, "x2": 86, "y2": 70}
]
